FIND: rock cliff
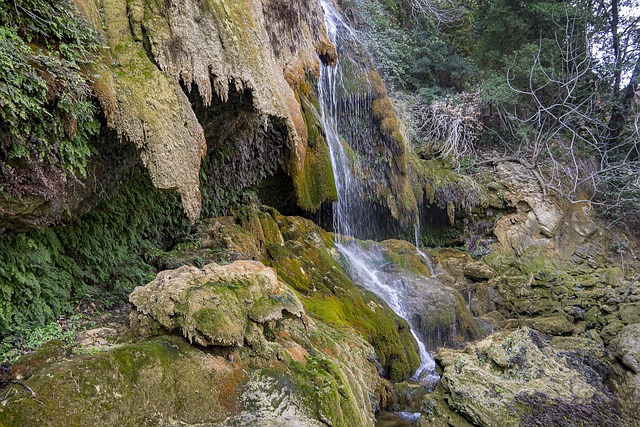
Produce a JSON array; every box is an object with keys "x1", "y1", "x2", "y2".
[{"x1": 83, "y1": 0, "x2": 338, "y2": 221}]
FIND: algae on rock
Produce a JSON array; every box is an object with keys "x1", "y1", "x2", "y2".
[
  {"x1": 431, "y1": 327, "x2": 622, "y2": 427},
  {"x1": 0, "y1": 259, "x2": 382, "y2": 427},
  {"x1": 129, "y1": 260, "x2": 306, "y2": 347},
  {"x1": 154, "y1": 205, "x2": 422, "y2": 381}
]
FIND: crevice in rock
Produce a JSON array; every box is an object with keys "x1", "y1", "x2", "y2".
[{"x1": 140, "y1": 26, "x2": 162, "y2": 72}]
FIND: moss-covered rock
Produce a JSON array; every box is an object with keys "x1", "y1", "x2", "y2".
[
  {"x1": 293, "y1": 89, "x2": 339, "y2": 212},
  {"x1": 129, "y1": 260, "x2": 305, "y2": 347},
  {"x1": 157, "y1": 206, "x2": 421, "y2": 381},
  {"x1": 432, "y1": 327, "x2": 624, "y2": 427},
  {"x1": 1, "y1": 255, "x2": 382, "y2": 426},
  {"x1": 0, "y1": 336, "x2": 246, "y2": 426},
  {"x1": 610, "y1": 323, "x2": 640, "y2": 374},
  {"x1": 620, "y1": 303, "x2": 640, "y2": 325}
]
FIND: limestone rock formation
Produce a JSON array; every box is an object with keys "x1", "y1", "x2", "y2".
[
  {"x1": 82, "y1": 0, "x2": 338, "y2": 221},
  {"x1": 428, "y1": 327, "x2": 623, "y2": 427},
  {"x1": 374, "y1": 241, "x2": 482, "y2": 349},
  {"x1": 491, "y1": 162, "x2": 605, "y2": 266},
  {"x1": 611, "y1": 323, "x2": 640, "y2": 374},
  {"x1": 0, "y1": 257, "x2": 383, "y2": 426},
  {"x1": 1, "y1": 0, "x2": 339, "y2": 229},
  {"x1": 129, "y1": 260, "x2": 305, "y2": 347}
]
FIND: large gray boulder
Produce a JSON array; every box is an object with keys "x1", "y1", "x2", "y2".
[
  {"x1": 611, "y1": 323, "x2": 640, "y2": 374},
  {"x1": 430, "y1": 327, "x2": 622, "y2": 427}
]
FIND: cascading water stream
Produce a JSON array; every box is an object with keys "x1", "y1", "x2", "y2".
[
  {"x1": 337, "y1": 243, "x2": 438, "y2": 383},
  {"x1": 319, "y1": 0, "x2": 437, "y2": 384}
]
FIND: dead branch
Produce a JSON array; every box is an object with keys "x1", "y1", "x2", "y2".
[
  {"x1": 409, "y1": 0, "x2": 464, "y2": 24},
  {"x1": 412, "y1": 92, "x2": 482, "y2": 166}
]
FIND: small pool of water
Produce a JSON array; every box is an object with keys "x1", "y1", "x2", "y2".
[{"x1": 375, "y1": 411, "x2": 420, "y2": 427}]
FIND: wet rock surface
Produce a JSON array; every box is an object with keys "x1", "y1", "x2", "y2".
[{"x1": 1, "y1": 209, "x2": 416, "y2": 427}]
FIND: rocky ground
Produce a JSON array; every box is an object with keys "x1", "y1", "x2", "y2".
[{"x1": 1, "y1": 164, "x2": 639, "y2": 426}]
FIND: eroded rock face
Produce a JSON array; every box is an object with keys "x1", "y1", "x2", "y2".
[
  {"x1": 432, "y1": 327, "x2": 623, "y2": 427},
  {"x1": 611, "y1": 323, "x2": 640, "y2": 374},
  {"x1": 2, "y1": 0, "x2": 337, "y2": 228},
  {"x1": 129, "y1": 260, "x2": 305, "y2": 347},
  {"x1": 154, "y1": 206, "x2": 422, "y2": 381},
  {"x1": 374, "y1": 241, "x2": 482, "y2": 349},
  {"x1": 492, "y1": 162, "x2": 605, "y2": 266}
]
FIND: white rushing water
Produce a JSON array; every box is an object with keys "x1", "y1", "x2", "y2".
[
  {"x1": 319, "y1": 0, "x2": 437, "y2": 383},
  {"x1": 414, "y1": 222, "x2": 436, "y2": 276},
  {"x1": 337, "y1": 242, "x2": 438, "y2": 382},
  {"x1": 318, "y1": 0, "x2": 364, "y2": 240}
]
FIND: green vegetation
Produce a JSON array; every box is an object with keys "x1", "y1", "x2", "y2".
[
  {"x1": 0, "y1": 321, "x2": 73, "y2": 364},
  {"x1": 0, "y1": 336, "x2": 244, "y2": 426},
  {"x1": 0, "y1": 0, "x2": 101, "y2": 178},
  {"x1": 338, "y1": 0, "x2": 473, "y2": 96},
  {"x1": 339, "y1": 0, "x2": 640, "y2": 234},
  {"x1": 0, "y1": 167, "x2": 190, "y2": 339},
  {"x1": 294, "y1": 90, "x2": 338, "y2": 212}
]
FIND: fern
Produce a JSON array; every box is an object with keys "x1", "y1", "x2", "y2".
[
  {"x1": 0, "y1": 0, "x2": 101, "y2": 177},
  {"x1": 0, "y1": 167, "x2": 190, "y2": 337}
]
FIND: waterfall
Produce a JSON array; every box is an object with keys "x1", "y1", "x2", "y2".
[
  {"x1": 319, "y1": 0, "x2": 437, "y2": 383},
  {"x1": 318, "y1": 1, "x2": 371, "y2": 239}
]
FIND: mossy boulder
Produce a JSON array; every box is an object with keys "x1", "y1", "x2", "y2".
[
  {"x1": 1, "y1": 255, "x2": 383, "y2": 426},
  {"x1": 8, "y1": 340, "x2": 70, "y2": 382},
  {"x1": 379, "y1": 239, "x2": 432, "y2": 277},
  {"x1": 610, "y1": 323, "x2": 640, "y2": 374},
  {"x1": 366, "y1": 241, "x2": 482, "y2": 349},
  {"x1": 620, "y1": 303, "x2": 640, "y2": 325},
  {"x1": 0, "y1": 336, "x2": 246, "y2": 426},
  {"x1": 129, "y1": 260, "x2": 305, "y2": 347},
  {"x1": 157, "y1": 206, "x2": 421, "y2": 381},
  {"x1": 431, "y1": 327, "x2": 623, "y2": 427}
]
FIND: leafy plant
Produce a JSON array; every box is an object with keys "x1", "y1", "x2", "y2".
[
  {"x1": 0, "y1": 167, "x2": 191, "y2": 339},
  {"x1": 0, "y1": 0, "x2": 102, "y2": 177},
  {"x1": 0, "y1": 321, "x2": 74, "y2": 364}
]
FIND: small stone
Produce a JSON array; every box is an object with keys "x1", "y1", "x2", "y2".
[
  {"x1": 601, "y1": 320, "x2": 626, "y2": 343},
  {"x1": 610, "y1": 324, "x2": 640, "y2": 374},
  {"x1": 463, "y1": 262, "x2": 495, "y2": 281},
  {"x1": 620, "y1": 303, "x2": 640, "y2": 325},
  {"x1": 525, "y1": 315, "x2": 575, "y2": 335}
]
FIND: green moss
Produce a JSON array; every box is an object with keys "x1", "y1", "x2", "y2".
[
  {"x1": 0, "y1": 166, "x2": 190, "y2": 338},
  {"x1": 293, "y1": 91, "x2": 338, "y2": 212},
  {"x1": 289, "y1": 355, "x2": 367, "y2": 426},
  {"x1": 172, "y1": 207, "x2": 421, "y2": 381},
  {"x1": 379, "y1": 239, "x2": 432, "y2": 276},
  {"x1": 0, "y1": 0, "x2": 101, "y2": 178},
  {"x1": 0, "y1": 336, "x2": 245, "y2": 426},
  {"x1": 193, "y1": 308, "x2": 236, "y2": 338}
]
